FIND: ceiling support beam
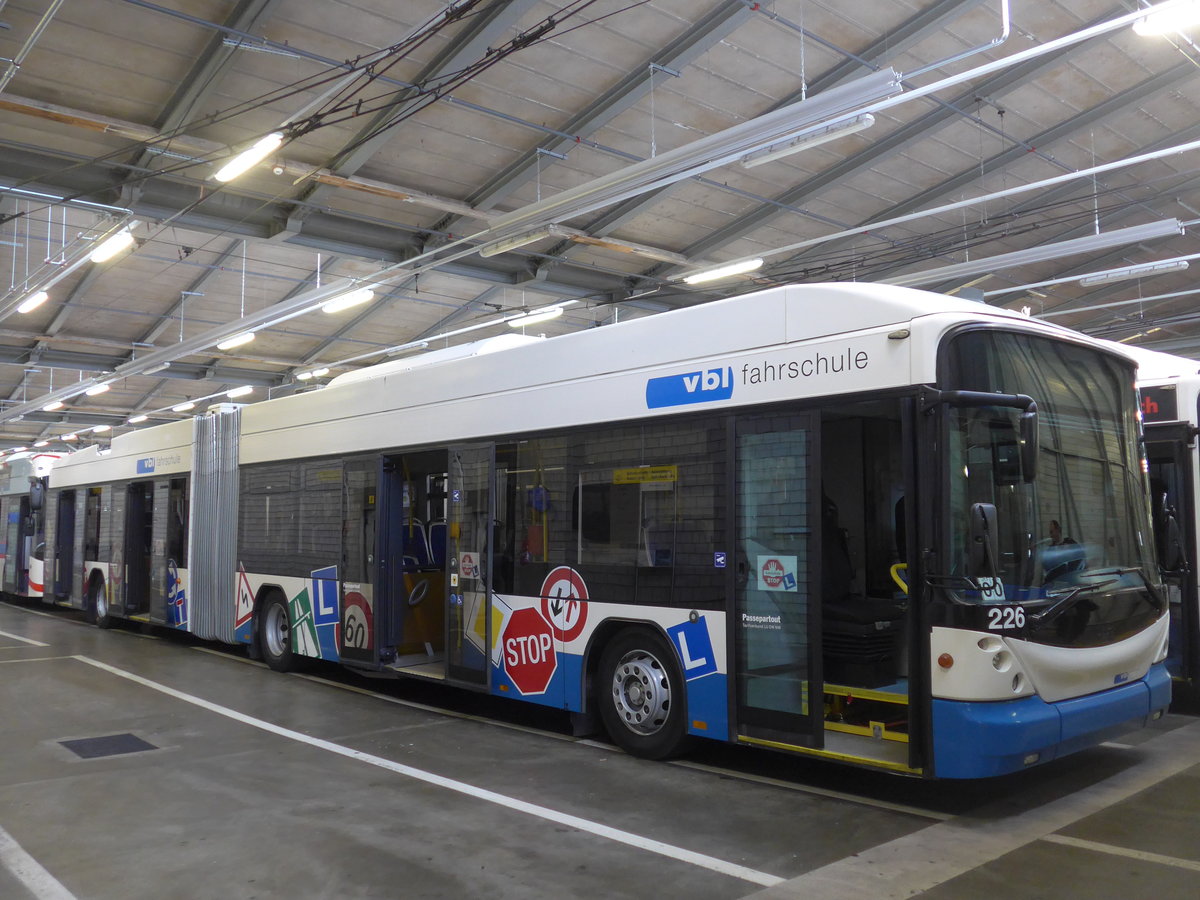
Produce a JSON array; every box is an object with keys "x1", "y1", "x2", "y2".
[
  {"x1": 293, "y1": 0, "x2": 541, "y2": 214},
  {"x1": 435, "y1": 0, "x2": 753, "y2": 237}
]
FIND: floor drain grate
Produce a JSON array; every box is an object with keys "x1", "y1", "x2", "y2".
[{"x1": 59, "y1": 733, "x2": 158, "y2": 759}]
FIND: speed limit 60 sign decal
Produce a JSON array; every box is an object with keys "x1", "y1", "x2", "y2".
[{"x1": 341, "y1": 590, "x2": 373, "y2": 651}]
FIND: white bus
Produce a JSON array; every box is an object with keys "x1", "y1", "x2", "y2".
[
  {"x1": 0, "y1": 452, "x2": 61, "y2": 600},
  {"x1": 1118, "y1": 344, "x2": 1200, "y2": 687},
  {"x1": 43, "y1": 283, "x2": 1169, "y2": 778}
]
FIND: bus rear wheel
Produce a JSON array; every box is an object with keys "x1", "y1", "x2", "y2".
[
  {"x1": 598, "y1": 628, "x2": 689, "y2": 760},
  {"x1": 88, "y1": 576, "x2": 112, "y2": 629},
  {"x1": 257, "y1": 592, "x2": 295, "y2": 672}
]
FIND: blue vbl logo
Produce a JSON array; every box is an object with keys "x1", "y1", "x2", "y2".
[
  {"x1": 136, "y1": 457, "x2": 155, "y2": 474},
  {"x1": 645, "y1": 366, "x2": 734, "y2": 409}
]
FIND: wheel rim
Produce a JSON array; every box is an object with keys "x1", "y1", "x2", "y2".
[
  {"x1": 264, "y1": 601, "x2": 289, "y2": 658},
  {"x1": 94, "y1": 585, "x2": 107, "y2": 619},
  {"x1": 610, "y1": 648, "x2": 671, "y2": 736}
]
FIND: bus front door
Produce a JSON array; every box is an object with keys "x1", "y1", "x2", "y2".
[
  {"x1": 732, "y1": 412, "x2": 824, "y2": 750},
  {"x1": 446, "y1": 443, "x2": 494, "y2": 687},
  {"x1": 1145, "y1": 423, "x2": 1198, "y2": 683}
]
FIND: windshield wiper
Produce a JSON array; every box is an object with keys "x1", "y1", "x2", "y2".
[
  {"x1": 1032, "y1": 579, "x2": 1119, "y2": 625},
  {"x1": 1071, "y1": 566, "x2": 1145, "y2": 579}
]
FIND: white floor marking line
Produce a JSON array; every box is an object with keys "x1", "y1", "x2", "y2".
[
  {"x1": 73, "y1": 655, "x2": 784, "y2": 888},
  {"x1": 0, "y1": 630, "x2": 48, "y2": 647},
  {"x1": 0, "y1": 603, "x2": 64, "y2": 621},
  {"x1": 0, "y1": 656, "x2": 76, "y2": 665},
  {"x1": 745, "y1": 718, "x2": 1200, "y2": 900},
  {"x1": 0, "y1": 825, "x2": 78, "y2": 900},
  {"x1": 1041, "y1": 833, "x2": 1200, "y2": 872}
]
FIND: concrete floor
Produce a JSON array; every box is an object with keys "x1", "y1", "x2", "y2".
[{"x1": 2, "y1": 600, "x2": 1200, "y2": 900}]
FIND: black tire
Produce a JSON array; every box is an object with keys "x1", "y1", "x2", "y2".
[
  {"x1": 257, "y1": 591, "x2": 295, "y2": 672},
  {"x1": 88, "y1": 575, "x2": 113, "y2": 629},
  {"x1": 598, "y1": 628, "x2": 690, "y2": 760}
]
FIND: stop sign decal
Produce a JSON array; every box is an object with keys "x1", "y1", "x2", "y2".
[{"x1": 503, "y1": 607, "x2": 557, "y2": 695}]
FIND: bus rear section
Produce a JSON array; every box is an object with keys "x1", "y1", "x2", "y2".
[{"x1": 0, "y1": 453, "x2": 61, "y2": 600}]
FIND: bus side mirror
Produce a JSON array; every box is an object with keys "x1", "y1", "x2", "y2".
[
  {"x1": 969, "y1": 502, "x2": 1000, "y2": 578},
  {"x1": 1019, "y1": 409, "x2": 1038, "y2": 483}
]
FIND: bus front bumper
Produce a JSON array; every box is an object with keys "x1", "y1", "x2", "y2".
[{"x1": 930, "y1": 662, "x2": 1172, "y2": 779}]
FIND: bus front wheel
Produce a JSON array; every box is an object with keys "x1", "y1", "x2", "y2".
[
  {"x1": 598, "y1": 628, "x2": 689, "y2": 760},
  {"x1": 257, "y1": 592, "x2": 295, "y2": 672}
]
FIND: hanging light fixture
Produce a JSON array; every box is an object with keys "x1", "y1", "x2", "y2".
[
  {"x1": 90, "y1": 424, "x2": 110, "y2": 434},
  {"x1": 128, "y1": 414, "x2": 149, "y2": 424},
  {"x1": 89, "y1": 225, "x2": 138, "y2": 264},
  {"x1": 17, "y1": 291, "x2": 49, "y2": 314},
  {"x1": 213, "y1": 132, "x2": 285, "y2": 182},
  {"x1": 216, "y1": 331, "x2": 256, "y2": 350},
  {"x1": 42, "y1": 400, "x2": 64, "y2": 412},
  {"x1": 682, "y1": 258, "x2": 764, "y2": 285},
  {"x1": 321, "y1": 287, "x2": 375, "y2": 314},
  {"x1": 1133, "y1": 2, "x2": 1200, "y2": 35},
  {"x1": 84, "y1": 383, "x2": 110, "y2": 396},
  {"x1": 172, "y1": 401, "x2": 196, "y2": 413},
  {"x1": 507, "y1": 306, "x2": 564, "y2": 328},
  {"x1": 740, "y1": 114, "x2": 876, "y2": 168},
  {"x1": 226, "y1": 385, "x2": 254, "y2": 399}
]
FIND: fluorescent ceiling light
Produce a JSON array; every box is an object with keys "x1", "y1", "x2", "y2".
[
  {"x1": 479, "y1": 227, "x2": 555, "y2": 257},
  {"x1": 42, "y1": 400, "x2": 64, "y2": 412},
  {"x1": 62, "y1": 433, "x2": 77, "y2": 441},
  {"x1": 172, "y1": 401, "x2": 196, "y2": 413},
  {"x1": 321, "y1": 287, "x2": 375, "y2": 313},
  {"x1": 508, "y1": 306, "x2": 564, "y2": 328},
  {"x1": 1078, "y1": 259, "x2": 1190, "y2": 286},
  {"x1": 89, "y1": 227, "x2": 136, "y2": 263},
  {"x1": 295, "y1": 371, "x2": 314, "y2": 381},
  {"x1": 17, "y1": 291, "x2": 49, "y2": 314},
  {"x1": 10, "y1": 447, "x2": 26, "y2": 453},
  {"x1": 1133, "y1": 2, "x2": 1200, "y2": 35},
  {"x1": 226, "y1": 385, "x2": 254, "y2": 399},
  {"x1": 84, "y1": 383, "x2": 110, "y2": 396},
  {"x1": 33, "y1": 440, "x2": 49, "y2": 448},
  {"x1": 127, "y1": 414, "x2": 148, "y2": 424},
  {"x1": 741, "y1": 114, "x2": 876, "y2": 168},
  {"x1": 883, "y1": 220, "x2": 1184, "y2": 288},
  {"x1": 214, "y1": 132, "x2": 284, "y2": 182},
  {"x1": 683, "y1": 258, "x2": 764, "y2": 284},
  {"x1": 91, "y1": 424, "x2": 110, "y2": 434},
  {"x1": 216, "y1": 331, "x2": 255, "y2": 350},
  {"x1": 482, "y1": 68, "x2": 902, "y2": 236}
]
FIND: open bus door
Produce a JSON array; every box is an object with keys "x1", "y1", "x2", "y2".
[
  {"x1": 1144, "y1": 421, "x2": 1199, "y2": 684},
  {"x1": 446, "y1": 443, "x2": 494, "y2": 687}
]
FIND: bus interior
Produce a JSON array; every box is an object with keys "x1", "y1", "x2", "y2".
[{"x1": 819, "y1": 399, "x2": 913, "y2": 764}]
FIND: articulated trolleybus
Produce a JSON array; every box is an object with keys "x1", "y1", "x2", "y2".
[{"x1": 44, "y1": 283, "x2": 1168, "y2": 778}]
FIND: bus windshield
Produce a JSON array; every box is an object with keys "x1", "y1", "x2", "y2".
[{"x1": 943, "y1": 330, "x2": 1162, "y2": 646}]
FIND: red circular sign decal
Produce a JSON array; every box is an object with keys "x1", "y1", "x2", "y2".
[
  {"x1": 539, "y1": 565, "x2": 589, "y2": 643},
  {"x1": 761, "y1": 558, "x2": 785, "y2": 589}
]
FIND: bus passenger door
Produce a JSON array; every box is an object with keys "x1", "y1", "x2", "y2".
[
  {"x1": 55, "y1": 490, "x2": 76, "y2": 599},
  {"x1": 1144, "y1": 423, "x2": 1198, "y2": 683},
  {"x1": 732, "y1": 412, "x2": 823, "y2": 749},
  {"x1": 446, "y1": 443, "x2": 494, "y2": 687}
]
